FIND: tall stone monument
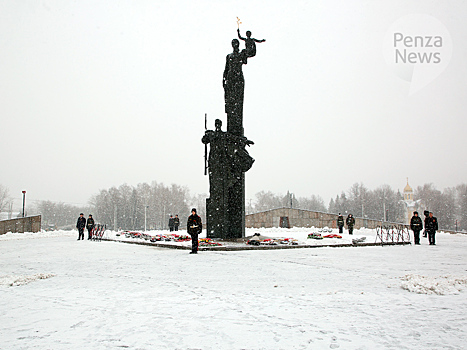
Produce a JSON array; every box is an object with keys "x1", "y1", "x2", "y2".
[{"x1": 202, "y1": 23, "x2": 265, "y2": 239}]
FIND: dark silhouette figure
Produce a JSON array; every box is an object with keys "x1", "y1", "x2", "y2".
[
  {"x1": 346, "y1": 214, "x2": 355, "y2": 235},
  {"x1": 202, "y1": 119, "x2": 254, "y2": 239},
  {"x1": 410, "y1": 211, "x2": 423, "y2": 245},
  {"x1": 223, "y1": 39, "x2": 247, "y2": 136},
  {"x1": 76, "y1": 213, "x2": 86, "y2": 240},
  {"x1": 86, "y1": 214, "x2": 95, "y2": 240},
  {"x1": 168, "y1": 215, "x2": 174, "y2": 232},
  {"x1": 337, "y1": 213, "x2": 344, "y2": 234},
  {"x1": 423, "y1": 210, "x2": 430, "y2": 237},
  {"x1": 187, "y1": 208, "x2": 202, "y2": 254},
  {"x1": 426, "y1": 212, "x2": 438, "y2": 245},
  {"x1": 204, "y1": 29, "x2": 264, "y2": 240},
  {"x1": 237, "y1": 29, "x2": 265, "y2": 58}
]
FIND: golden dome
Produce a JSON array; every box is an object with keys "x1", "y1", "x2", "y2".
[{"x1": 404, "y1": 178, "x2": 413, "y2": 193}]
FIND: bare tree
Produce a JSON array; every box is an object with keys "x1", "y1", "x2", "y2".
[{"x1": 0, "y1": 185, "x2": 12, "y2": 213}]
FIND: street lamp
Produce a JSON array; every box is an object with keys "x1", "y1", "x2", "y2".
[
  {"x1": 144, "y1": 205, "x2": 149, "y2": 232},
  {"x1": 22, "y1": 190, "x2": 26, "y2": 218}
]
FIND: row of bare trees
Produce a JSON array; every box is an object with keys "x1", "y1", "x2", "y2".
[
  {"x1": 0, "y1": 185, "x2": 13, "y2": 215},
  {"x1": 252, "y1": 183, "x2": 467, "y2": 231},
  {"x1": 3, "y1": 181, "x2": 467, "y2": 232},
  {"x1": 328, "y1": 183, "x2": 405, "y2": 223},
  {"x1": 251, "y1": 190, "x2": 326, "y2": 213},
  {"x1": 89, "y1": 182, "x2": 192, "y2": 231},
  {"x1": 414, "y1": 183, "x2": 467, "y2": 231}
]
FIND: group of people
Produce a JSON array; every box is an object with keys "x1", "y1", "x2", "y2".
[
  {"x1": 76, "y1": 210, "x2": 203, "y2": 254},
  {"x1": 76, "y1": 213, "x2": 95, "y2": 240},
  {"x1": 168, "y1": 215, "x2": 180, "y2": 232},
  {"x1": 78, "y1": 208, "x2": 438, "y2": 251},
  {"x1": 337, "y1": 213, "x2": 356, "y2": 235},
  {"x1": 410, "y1": 210, "x2": 438, "y2": 245}
]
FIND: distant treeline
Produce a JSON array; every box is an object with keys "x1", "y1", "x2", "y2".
[
  {"x1": 4, "y1": 181, "x2": 465, "y2": 232},
  {"x1": 251, "y1": 183, "x2": 467, "y2": 231}
]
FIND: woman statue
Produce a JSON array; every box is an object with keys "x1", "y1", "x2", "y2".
[{"x1": 223, "y1": 39, "x2": 247, "y2": 136}]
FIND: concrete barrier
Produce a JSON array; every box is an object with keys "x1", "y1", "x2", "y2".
[
  {"x1": 245, "y1": 208, "x2": 385, "y2": 230},
  {"x1": 0, "y1": 215, "x2": 41, "y2": 235}
]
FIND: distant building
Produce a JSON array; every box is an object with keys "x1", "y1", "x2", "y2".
[
  {"x1": 245, "y1": 207, "x2": 383, "y2": 230},
  {"x1": 402, "y1": 179, "x2": 420, "y2": 224}
]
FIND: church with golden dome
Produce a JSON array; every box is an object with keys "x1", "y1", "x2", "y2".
[{"x1": 402, "y1": 178, "x2": 421, "y2": 224}]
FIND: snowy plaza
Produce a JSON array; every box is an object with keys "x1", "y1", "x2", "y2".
[{"x1": 1, "y1": 228, "x2": 466, "y2": 349}]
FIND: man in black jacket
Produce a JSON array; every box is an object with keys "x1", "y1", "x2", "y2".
[
  {"x1": 86, "y1": 214, "x2": 95, "y2": 240},
  {"x1": 346, "y1": 214, "x2": 355, "y2": 235},
  {"x1": 76, "y1": 213, "x2": 86, "y2": 240},
  {"x1": 423, "y1": 210, "x2": 430, "y2": 237},
  {"x1": 168, "y1": 215, "x2": 175, "y2": 232},
  {"x1": 410, "y1": 211, "x2": 423, "y2": 245},
  {"x1": 187, "y1": 208, "x2": 202, "y2": 254},
  {"x1": 174, "y1": 215, "x2": 180, "y2": 231},
  {"x1": 426, "y1": 212, "x2": 439, "y2": 245},
  {"x1": 337, "y1": 213, "x2": 344, "y2": 234}
]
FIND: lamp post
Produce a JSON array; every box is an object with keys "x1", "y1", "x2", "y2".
[
  {"x1": 144, "y1": 205, "x2": 149, "y2": 232},
  {"x1": 22, "y1": 190, "x2": 26, "y2": 218}
]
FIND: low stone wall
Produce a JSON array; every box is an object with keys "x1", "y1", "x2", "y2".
[
  {"x1": 246, "y1": 208, "x2": 386, "y2": 230},
  {"x1": 0, "y1": 215, "x2": 41, "y2": 235}
]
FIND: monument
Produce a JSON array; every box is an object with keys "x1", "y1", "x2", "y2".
[{"x1": 202, "y1": 19, "x2": 265, "y2": 239}]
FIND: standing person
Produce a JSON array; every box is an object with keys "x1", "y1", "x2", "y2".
[
  {"x1": 410, "y1": 211, "x2": 423, "y2": 245},
  {"x1": 86, "y1": 214, "x2": 95, "y2": 240},
  {"x1": 174, "y1": 215, "x2": 180, "y2": 232},
  {"x1": 423, "y1": 210, "x2": 430, "y2": 237},
  {"x1": 346, "y1": 214, "x2": 355, "y2": 235},
  {"x1": 426, "y1": 212, "x2": 438, "y2": 245},
  {"x1": 168, "y1": 215, "x2": 174, "y2": 232},
  {"x1": 76, "y1": 213, "x2": 86, "y2": 241},
  {"x1": 337, "y1": 213, "x2": 344, "y2": 234},
  {"x1": 187, "y1": 208, "x2": 202, "y2": 254}
]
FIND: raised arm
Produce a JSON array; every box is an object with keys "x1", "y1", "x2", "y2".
[{"x1": 237, "y1": 28, "x2": 246, "y2": 41}]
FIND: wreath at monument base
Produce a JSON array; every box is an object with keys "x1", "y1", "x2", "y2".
[{"x1": 199, "y1": 238, "x2": 222, "y2": 247}]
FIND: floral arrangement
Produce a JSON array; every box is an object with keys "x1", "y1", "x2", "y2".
[
  {"x1": 323, "y1": 234, "x2": 342, "y2": 239},
  {"x1": 308, "y1": 233, "x2": 323, "y2": 239},
  {"x1": 198, "y1": 238, "x2": 222, "y2": 246}
]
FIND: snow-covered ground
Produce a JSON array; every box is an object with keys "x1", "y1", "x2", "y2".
[{"x1": 1, "y1": 228, "x2": 466, "y2": 349}]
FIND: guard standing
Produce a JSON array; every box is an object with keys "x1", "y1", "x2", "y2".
[
  {"x1": 76, "y1": 213, "x2": 86, "y2": 241},
  {"x1": 426, "y1": 212, "x2": 438, "y2": 245},
  {"x1": 410, "y1": 211, "x2": 423, "y2": 245},
  {"x1": 168, "y1": 215, "x2": 175, "y2": 232},
  {"x1": 337, "y1": 213, "x2": 344, "y2": 234},
  {"x1": 174, "y1": 215, "x2": 180, "y2": 231},
  {"x1": 86, "y1": 214, "x2": 95, "y2": 240},
  {"x1": 346, "y1": 214, "x2": 355, "y2": 235},
  {"x1": 187, "y1": 208, "x2": 202, "y2": 254}
]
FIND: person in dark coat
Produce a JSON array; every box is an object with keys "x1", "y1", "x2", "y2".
[
  {"x1": 410, "y1": 211, "x2": 423, "y2": 245},
  {"x1": 337, "y1": 213, "x2": 344, "y2": 234},
  {"x1": 86, "y1": 214, "x2": 95, "y2": 240},
  {"x1": 426, "y1": 212, "x2": 438, "y2": 245},
  {"x1": 174, "y1": 215, "x2": 180, "y2": 231},
  {"x1": 187, "y1": 208, "x2": 202, "y2": 254},
  {"x1": 76, "y1": 213, "x2": 86, "y2": 240},
  {"x1": 423, "y1": 210, "x2": 430, "y2": 237},
  {"x1": 346, "y1": 214, "x2": 355, "y2": 235},
  {"x1": 168, "y1": 215, "x2": 175, "y2": 232}
]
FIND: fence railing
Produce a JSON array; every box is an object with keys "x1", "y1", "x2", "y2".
[{"x1": 375, "y1": 223, "x2": 410, "y2": 245}]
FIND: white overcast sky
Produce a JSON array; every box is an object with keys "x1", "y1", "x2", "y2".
[{"x1": 1, "y1": 0, "x2": 466, "y2": 208}]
